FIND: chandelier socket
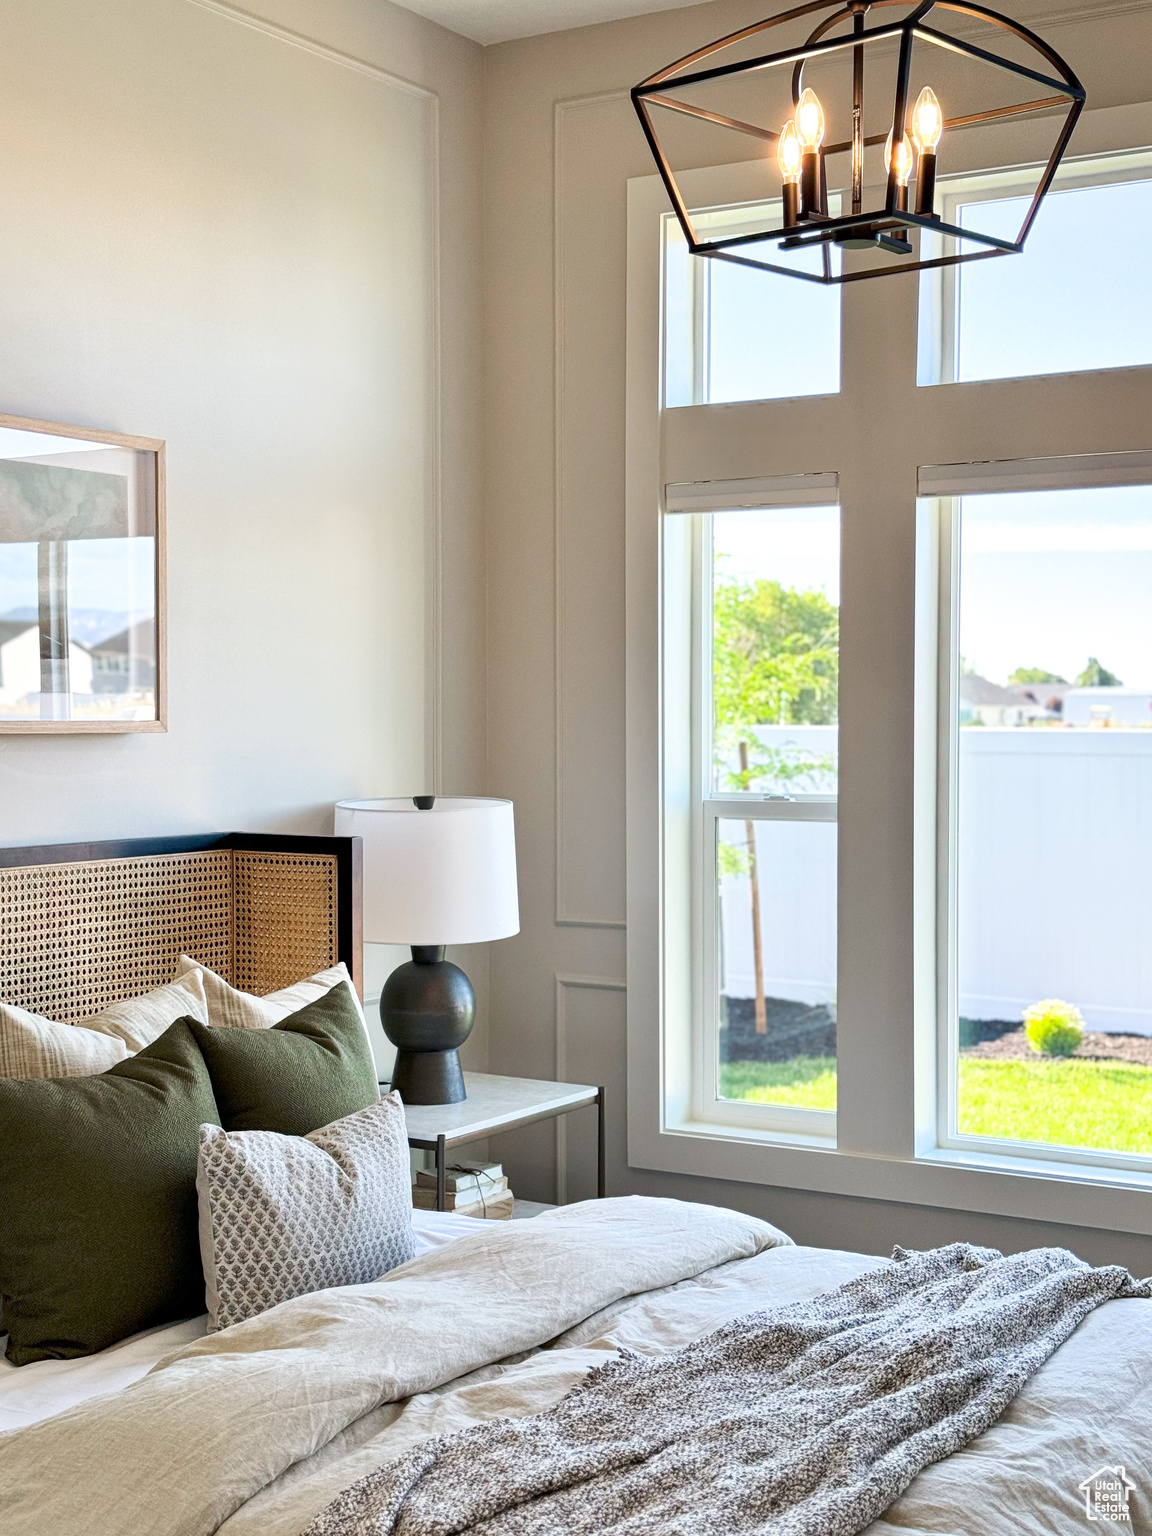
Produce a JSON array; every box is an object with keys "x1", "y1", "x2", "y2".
[{"x1": 915, "y1": 149, "x2": 938, "y2": 218}]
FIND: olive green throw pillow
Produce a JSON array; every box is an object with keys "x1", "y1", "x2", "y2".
[
  {"x1": 0, "y1": 1020, "x2": 219, "y2": 1367},
  {"x1": 188, "y1": 982, "x2": 378, "y2": 1136}
]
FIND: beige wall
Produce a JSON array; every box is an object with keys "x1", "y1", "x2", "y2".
[
  {"x1": 4, "y1": 0, "x2": 1150, "y2": 1259},
  {"x1": 482, "y1": 0, "x2": 1152, "y2": 1269},
  {"x1": 0, "y1": 0, "x2": 488, "y2": 1072}
]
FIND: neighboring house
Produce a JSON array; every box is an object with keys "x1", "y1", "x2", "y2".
[
  {"x1": 88, "y1": 618, "x2": 156, "y2": 695},
  {"x1": 958, "y1": 673, "x2": 1041, "y2": 727},
  {"x1": 1063, "y1": 686, "x2": 1152, "y2": 727},
  {"x1": 1009, "y1": 681, "x2": 1070, "y2": 717},
  {"x1": 0, "y1": 621, "x2": 93, "y2": 707}
]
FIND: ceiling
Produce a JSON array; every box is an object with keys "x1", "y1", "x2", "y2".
[{"x1": 390, "y1": 0, "x2": 708, "y2": 46}]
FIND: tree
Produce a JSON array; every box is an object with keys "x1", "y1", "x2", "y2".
[
  {"x1": 713, "y1": 578, "x2": 837, "y2": 732},
  {"x1": 1009, "y1": 666, "x2": 1067, "y2": 685},
  {"x1": 1075, "y1": 657, "x2": 1122, "y2": 687},
  {"x1": 713, "y1": 579, "x2": 838, "y2": 1031}
]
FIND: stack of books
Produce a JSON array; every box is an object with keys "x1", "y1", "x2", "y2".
[{"x1": 412, "y1": 1159, "x2": 514, "y2": 1219}]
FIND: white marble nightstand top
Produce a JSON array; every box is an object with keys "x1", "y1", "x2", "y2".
[{"x1": 396, "y1": 1072, "x2": 599, "y2": 1148}]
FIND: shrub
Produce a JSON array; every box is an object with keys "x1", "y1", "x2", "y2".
[{"x1": 1023, "y1": 999, "x2": 1085, "y2": 1057}]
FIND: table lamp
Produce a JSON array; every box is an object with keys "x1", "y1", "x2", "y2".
[{"x1": 333, "y1": 796, "x2": 519, "y2": 1104}]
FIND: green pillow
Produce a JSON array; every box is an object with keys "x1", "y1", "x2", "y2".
[
  {"x1": 188, "y1": 982, "x2": 378, "y2": 1135},
  {"x1": 0, "y1": 1020, "x2": 218, "y2": 1366}
]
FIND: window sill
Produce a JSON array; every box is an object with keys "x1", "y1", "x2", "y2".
[
  {"x1": 669, "y1": 1112, "x2": 836, "y2": 1153},
  {"x1": 633, "y1": 1116, "x2": 1152, "y2": 1237},
  {"x1": 920, "y1": 1142, "x2": 1152, "y2": 1193}
]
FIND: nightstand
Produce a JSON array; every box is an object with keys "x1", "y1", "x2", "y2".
[{"x1": 393, "y1": 1072, "x2": 605, "y2": 1212}]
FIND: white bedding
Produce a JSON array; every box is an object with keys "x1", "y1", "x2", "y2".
[
  {"x1": 1, "y1": 1199, "x2": 1147, "y2": 1536},
  {"x1": 0, "y1": 1207, "x2": 485, "y2": 1434}
]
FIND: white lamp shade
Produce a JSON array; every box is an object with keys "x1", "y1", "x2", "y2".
[{"x1": 335, "y1": 797, "x2": 520, "y2": 947}]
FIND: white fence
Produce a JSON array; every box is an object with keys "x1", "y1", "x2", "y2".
[{"x1": 720, "y1": 727, "x2": 1152, "y2": 1035}]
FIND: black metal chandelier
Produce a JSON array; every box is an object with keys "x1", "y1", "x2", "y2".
[{"x1": 632, "y1": 0, "x2": 1085, "y2": 284}]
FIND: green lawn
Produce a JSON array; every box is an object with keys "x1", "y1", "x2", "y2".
[
  {"x1": 957, "y1": 1057, "x2": 1152, "y2": 1153},
  {"x1": 720, "y1": 1057, "x2": 837, "y2": 1110},
  {"x1": 720, "y1": 1054, "x2": 1152, "y2": 1153}
]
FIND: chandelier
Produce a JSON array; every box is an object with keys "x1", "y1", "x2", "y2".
[{"x1": 632, "y1": 0, "x2": 1084, "y2": 284}]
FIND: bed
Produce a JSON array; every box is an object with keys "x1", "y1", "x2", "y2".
[{"x1": 0, "y1": 836, "x2": 1148, "y2": 1535}]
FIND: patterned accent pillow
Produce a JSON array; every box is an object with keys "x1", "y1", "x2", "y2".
[
  {"x1": 196, "y1": 1095, "x2": 415, "y2": 1332},
  {"x1": 174, "y1": 956, "x2": 369, "y2": 1038}
]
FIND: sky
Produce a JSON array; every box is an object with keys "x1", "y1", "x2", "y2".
[
  {"x1": 0, "y1": 538, "x2": 156, "y2": 624},
  {"x1": 703, "y1": 171, "x2": 1152, "y2": 692},
  {"x1": 714, "y1": 507, "x2": 840, "y2": 605},
  {"x1": 713, "y1": 486, "x2": 1152, "y2": 692},
  {"x1": 957, "y1": 487, "x2": 1152, "y2": 689},
  {"x1": 957, "y1": 178, "x2": 1152, "y2": 382},
  {"x1": 686, "y1": 166, "x2": 1152, "y2": 404}
]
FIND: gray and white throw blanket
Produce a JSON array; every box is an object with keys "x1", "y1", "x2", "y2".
[{"x1": 305, "y1": 1242, "x2": 1150, "y2": 1536}]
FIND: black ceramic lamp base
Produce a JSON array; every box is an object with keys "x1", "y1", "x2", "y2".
[
  {"x1": 390, "y1": 1047, "x2": 465, "y2": 1104},
  {"x1": 380, "y1": 945, "x2": 474, "y2": 1105}
]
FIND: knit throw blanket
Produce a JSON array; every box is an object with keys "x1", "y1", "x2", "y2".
[{"x1": 304, "y1": 1243, "x2": 1150, "y2": 1536}]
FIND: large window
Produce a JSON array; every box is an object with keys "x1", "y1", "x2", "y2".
[
  {"x1": 630, "y1": 122, "x2": 1152, "y2": 1229},
  {"x1": 938, "y1": 482, "x2": 1152, "y2": 1166},
  {"x1": 695, "y1": 504, "x2": 839, "y2": 1132},
  {"x1": 664, "y1": 207, "x2": 840, "y2": 407},
  {"x1": 920, "y1": 153, "x2": 1152, "y2": 385}
]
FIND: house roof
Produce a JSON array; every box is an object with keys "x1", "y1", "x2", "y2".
[
  {"x1": 90, "y1": 617, "x2": 154, "y2": 656},
  {"x1": 1066, "y1": 686, "x2": 1151, "y2": 698},
  {"x1": 0, "y1": 620, "x2": 35, "y2": 648},
  {"x1": 958, "y1": 674, "x2": 1024, "y2": 707}
]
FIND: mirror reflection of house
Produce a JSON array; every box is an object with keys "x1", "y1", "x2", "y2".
[
  {"x1": 89, "y1": 618, "x2": 156, "y2": 696},
  {"x1": 0, "y1": 417, "x2": 162, "y2": 730},
  {"x1": 0, "y1": 620, "x2": 93, "y2": 712}
]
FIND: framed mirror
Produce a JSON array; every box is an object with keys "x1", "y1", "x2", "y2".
[{"x1": 0, "y1": 414, "x2": 165, "y2": 733}]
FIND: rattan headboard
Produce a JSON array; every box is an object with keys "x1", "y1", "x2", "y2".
[{"x1": 0, "y1": 833, "x2": 362, "y2": 1023}]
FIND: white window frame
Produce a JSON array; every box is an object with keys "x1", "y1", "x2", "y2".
[
  {"x1": 667, "y1": 476, "x2": 840, "y2": 1142},
  {"x1": 919, "y1": 145, "x2": 1152, "y2": 387},
  {"x1": 925, "y1": 451, "x2": 1152, "y2": 1180},
  {"x1": 626, "y1": 100, "x2": 1152, "y2": 1237}
]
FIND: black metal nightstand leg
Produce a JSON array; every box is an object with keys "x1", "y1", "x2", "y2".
[
  {"x1": 597, "y1": 1087, "x2": 605, "y2": 1198},
  {"x1": 436, "y1": 1134, "x2": 446, "y2": 1212}
]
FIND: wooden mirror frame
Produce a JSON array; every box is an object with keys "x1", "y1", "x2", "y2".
[{"x1": 0, "y1": 411, "x2": 166, "y2": 735}]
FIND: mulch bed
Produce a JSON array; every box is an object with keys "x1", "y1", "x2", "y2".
[
  {"x1": 961, "y1": 1025, "x2": 1152, "y2": 1067},
  {"x1": 721, "y1": 996, "x2": 837, "y2": 1063}
]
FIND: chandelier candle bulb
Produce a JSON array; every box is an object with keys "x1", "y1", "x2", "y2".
[
  {"x1": 777, "y1": 120, "x2": 802, "y2": 227},
  {"x1": 886, "y1": 129, "x2": 914, "y2": 214},
  {"x1": 912, "y1": 86, "x2": 944, "y2": 217},
  {"x1": 795, "y1": 88, "x2": 826, "y2": 217}
]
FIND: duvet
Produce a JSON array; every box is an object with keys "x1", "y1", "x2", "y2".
[{"x1": 0, "y1": 1196, "x2": 1148, "y2": 1536}]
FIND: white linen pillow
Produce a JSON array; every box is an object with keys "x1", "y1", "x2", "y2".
[
  {"x1": 195, "y1": 1095, "x2": 415, "y2": 1332},
  {"x1": 174, "y1": 955, "x2": 368, "y2": 1036},
  {"x1": 0, "y1": 1004, "x2": 130, "y2": 1080},
  {"x1": 77, "y1": 970, "x2": 210, "y2": 1050},
  {"x1": 0, "y1": 971, "x2": 208, "y2": 1077}
]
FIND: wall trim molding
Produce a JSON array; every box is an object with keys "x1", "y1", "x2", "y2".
[
  {"x1": 548, "y1": 1, "x2": 1150, "y2": 115},
  {"x1": 182, "y1": 0, "x2": 436, "y2": 99},
  {"x1": 185, "y1": 0, "x2": 445, "y2": 793},
  {"x1": 554, "y1": 971, "x2": 626, "y2": 1201},
  {"x1": 553, "y1": 95, "x2": 628, "y2": 930},
  {"x1": 429, "y1": 94, "x2": 445, "y2": 795}
]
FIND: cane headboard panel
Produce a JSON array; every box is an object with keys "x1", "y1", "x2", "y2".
[{"x1": 0, "y1": 833, "x2": 362, "y2": 1024}]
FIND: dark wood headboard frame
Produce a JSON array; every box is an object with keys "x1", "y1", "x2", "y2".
[{"x1": 0, "y1": 832, "x2": 363, "y2": 1017}]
